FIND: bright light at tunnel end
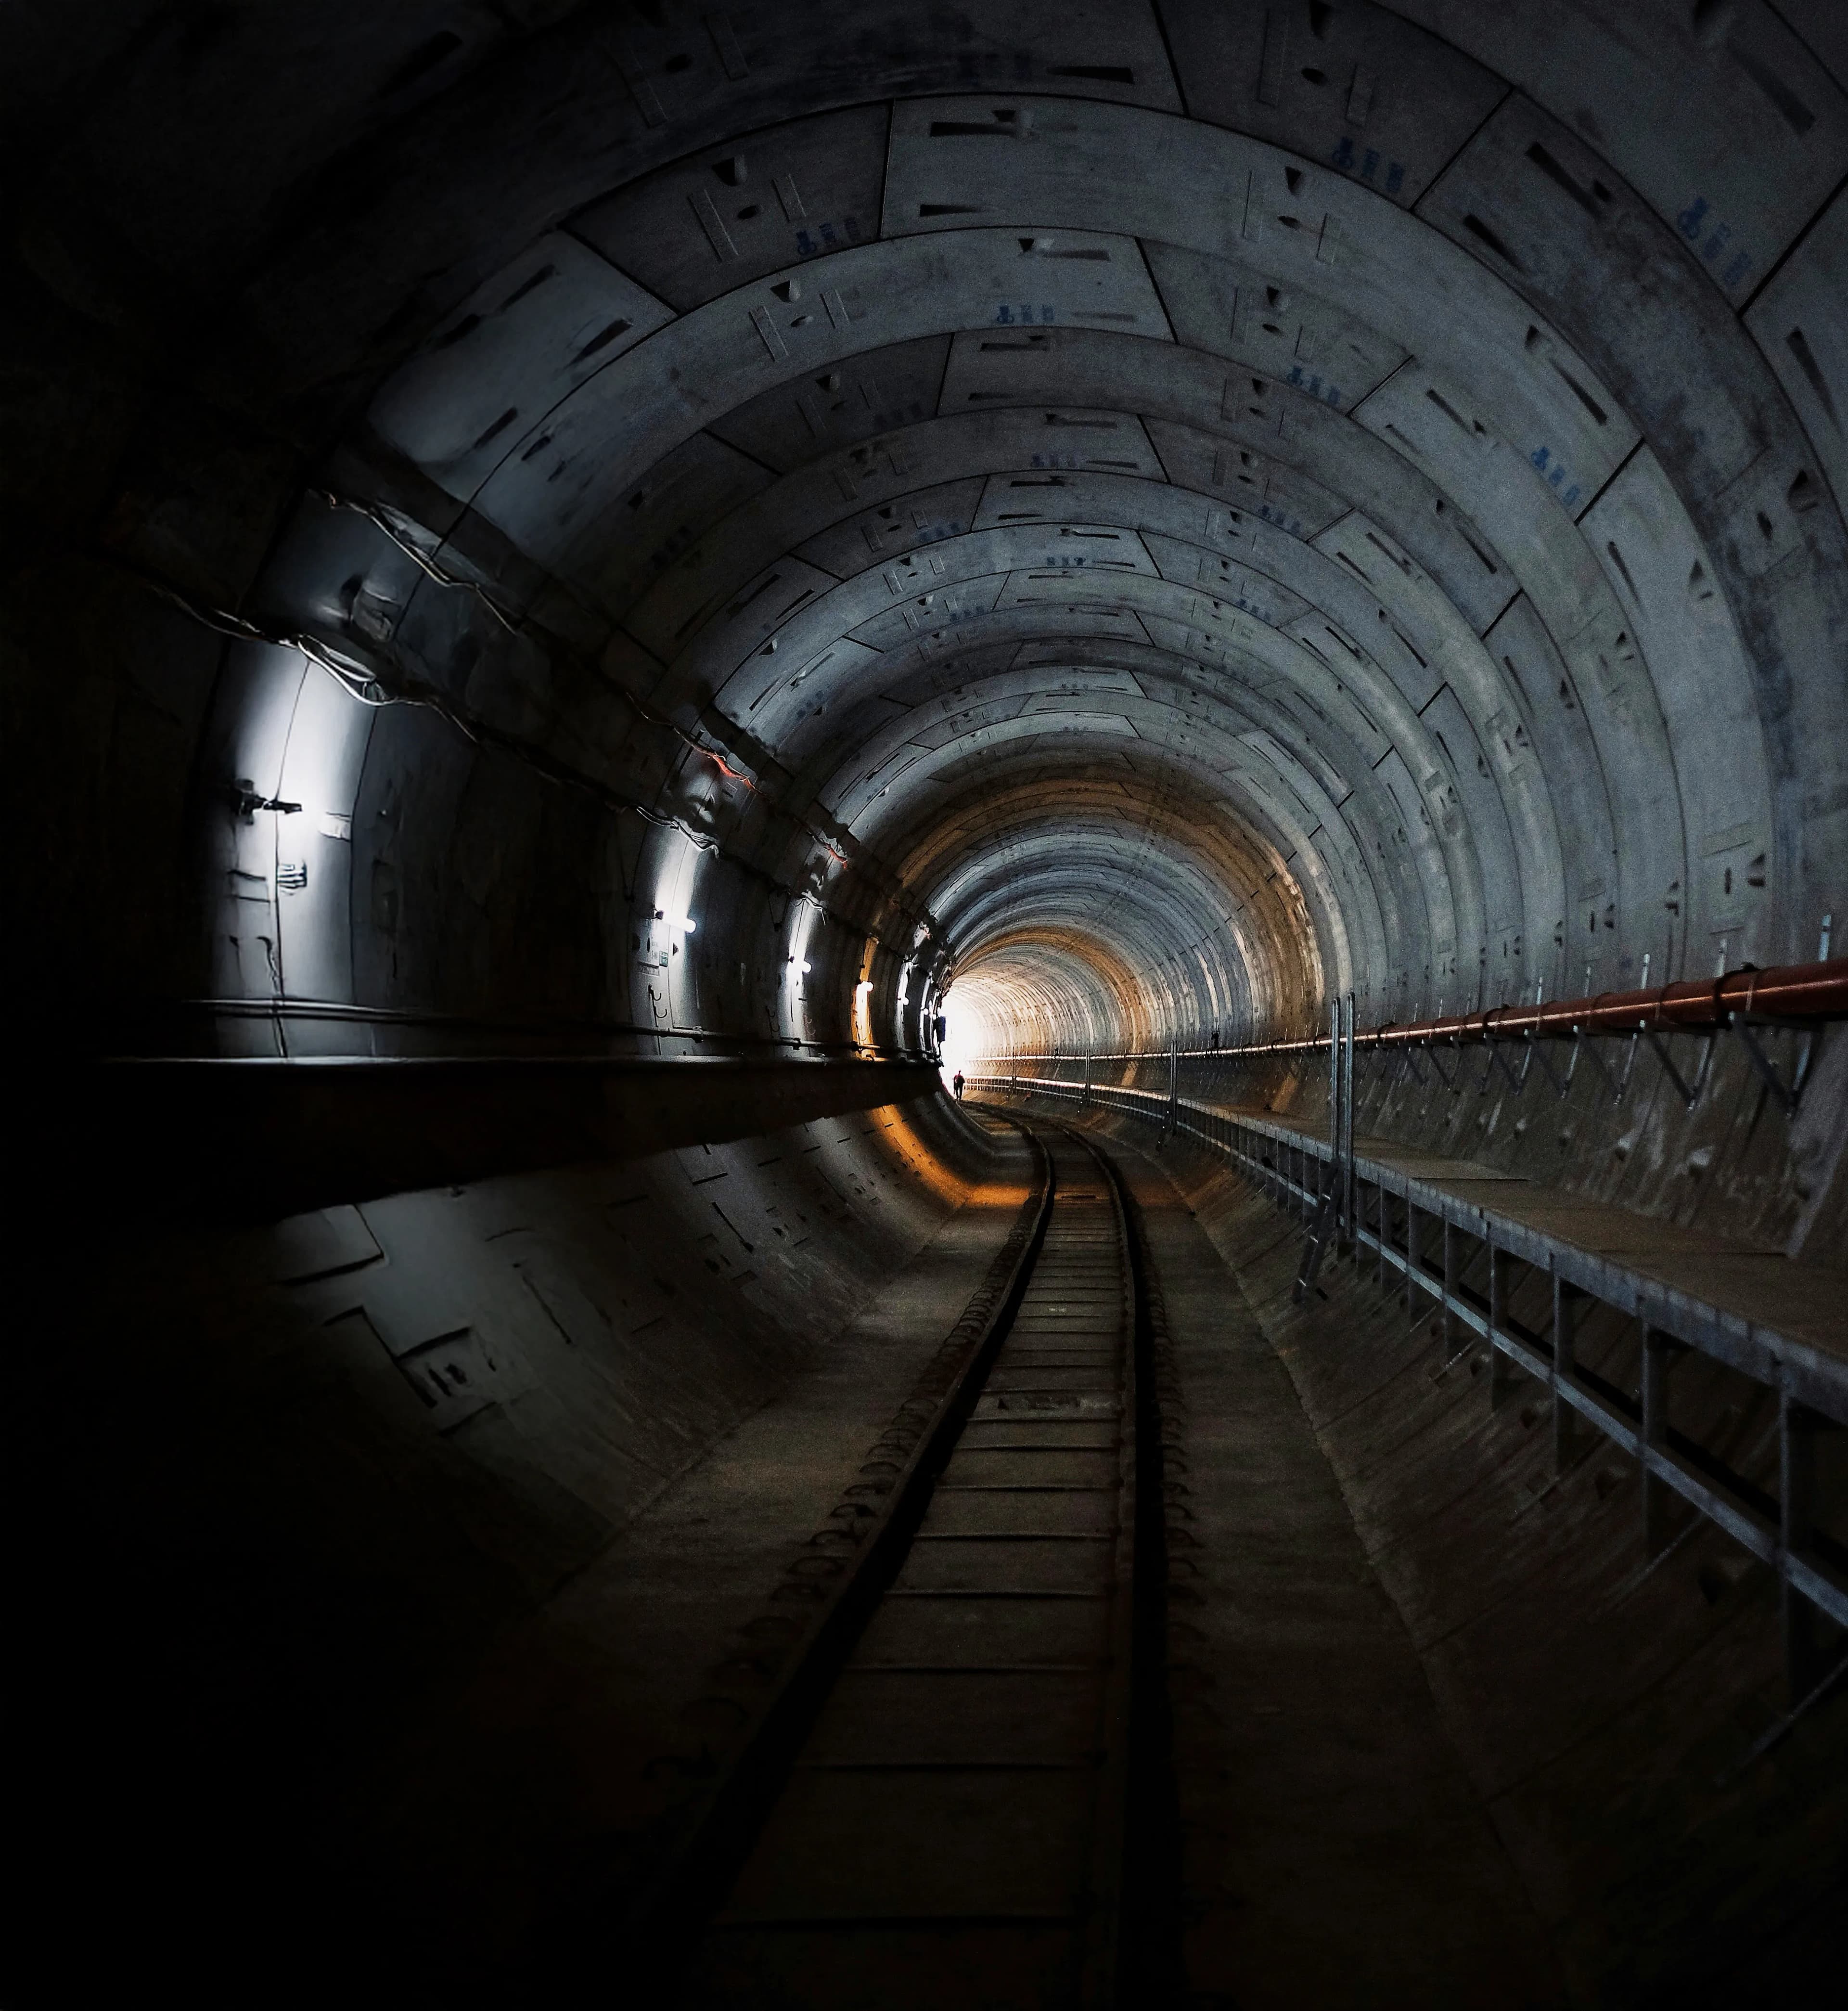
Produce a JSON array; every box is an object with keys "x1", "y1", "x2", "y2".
[{"x1": 937, "y1": 985, "x2": 1009, "y2": 1092}]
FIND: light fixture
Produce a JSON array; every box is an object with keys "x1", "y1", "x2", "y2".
[{"x1": 231, "y1": 779, "x2": 301, "y2": 821}]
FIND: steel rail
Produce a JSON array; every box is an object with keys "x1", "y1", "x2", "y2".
[
  {"x1": 602, "y1": 1127, "x2": 1057, "y2": 1997},
  {"x1": 648, "y1": 1118, "x2": 1169, "y2": 2003}
]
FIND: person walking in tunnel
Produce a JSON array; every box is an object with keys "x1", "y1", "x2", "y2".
[{"x1": 952, "y1": 1068, "x2": 965, "y2": 1099}]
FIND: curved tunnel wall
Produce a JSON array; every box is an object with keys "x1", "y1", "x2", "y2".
[
  {"x1": 13, "y1": 0, "x2": 1844, "y2": 1122},
  {"x1": 13, "y1": 1086, "x2": 1033, "y2": 2002},
  {"x1": 7, "y1": 6, "x2": 1848, "y2": 2001}
]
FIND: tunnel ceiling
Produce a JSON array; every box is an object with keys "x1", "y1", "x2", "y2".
[{"x1": 14, "y1": 0, "x2": 1847, "y2": 1065}]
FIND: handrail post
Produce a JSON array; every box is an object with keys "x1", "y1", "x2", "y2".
[
  {"x1": 1328, "y1": 1000, "x2": 1340, "y2": 1222},
  {"x1": 1553, "y1": 1276, "x2": 1583, "y2": 1472},
  {"x1": 1342, "y1": 994, "x2": 1356, "y2": 1243},
  {"x1": 1641, "y1": 1324, "x2": 1679, "y2": 1555},
  {"x1": 1406, "y1": 1199, "x2": 1422, "y2": 1326},
  {"x1": 1780, "y1": 1394, "x2": 1834, "y2": 1702},
  {"x1": 1488, "y1": 1240, "x2": 1515, "y2": 1408}
]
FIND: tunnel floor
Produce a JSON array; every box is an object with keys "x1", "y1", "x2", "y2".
[
  {"x1": 1115, "y1": 1128, "x2": 1559, "y2": 2008},
  {"x1": 370, "y1": 1123, "x2": 1043, "y2": 1998},
  {"x1": 15, "y1": 1100, "x2": 1833, "y2": 2008},
  {"x1": 685, "y1": 1125, "x2": 1136, "y2": 2005},
  {"x1": 569, "y1": 1112, "x2": 1565, "y2": 2006}
]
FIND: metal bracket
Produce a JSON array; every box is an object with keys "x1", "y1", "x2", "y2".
[
  {"x1": 1643, "y1": 1027, "x2": 1704, "y2": 1109},
  {"x1": 1526, "y1": 1032, "x2": 1567, "y2": 1098},
  {"x1": 1620, "y1": 1028, "x2": 1642, "y2": 1100},
  {"x1": 1486, "y1": 1039, "x2": 1524, "y2": 1096},
  {"x1": 1293, "y1": 1177, "x2": 1339, "y2": 1303},
  {"x1": 1427, "y1": 1040, "x2": 1457, "y2": 1092},
  {"x1": 231, "y1": 779, "x2": 302, "y2": 822},
  {"x1": 1689, "y1": 1028, "x2": 1717, "y2": 1105},
  {"x1": 1571, "y1": 1026, "x2": 1622, "y2": 1103},
  {"x1": 1734, "y1": 1017, "x2": 1817, "y2": 1117}
]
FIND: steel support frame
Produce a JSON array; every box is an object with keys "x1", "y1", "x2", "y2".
[
  {"x1": 1734, "y1": 1017, "x2": 1817, "y2": 1118},
  {"x1": 993, "y1": 1072, "x2": 1848, "y2": 1665}
]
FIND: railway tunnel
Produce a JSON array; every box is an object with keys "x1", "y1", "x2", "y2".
[{"x1": 6, "y1": 2, "x2": 1848, "y2": 2004}]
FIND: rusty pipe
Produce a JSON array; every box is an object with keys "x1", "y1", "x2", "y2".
[
  {"x1": 982, "y1": 957, "x2": 1848, "y2": 1066},
  {"x1": 1362, "y1": 957, "x2": 1848, "y2": 1049}
]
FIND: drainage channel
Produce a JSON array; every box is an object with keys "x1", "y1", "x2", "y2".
[{"x1": 672, "y1": 1121, "x2": 1172, "y2": 2007}]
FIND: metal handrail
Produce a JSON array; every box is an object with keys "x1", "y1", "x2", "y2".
[{"x1": 977, "y1": 1069, "x2": 1848, "y2": 1694}]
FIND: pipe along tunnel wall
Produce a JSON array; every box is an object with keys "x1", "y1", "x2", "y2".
[{"x1": 4, "y1": 1, "x2": 1847, "y2": 2002}]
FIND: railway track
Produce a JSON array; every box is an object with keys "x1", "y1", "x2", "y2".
[{"x1": 674, "y1": 1119, "x2": 1174, "y2": 2008}]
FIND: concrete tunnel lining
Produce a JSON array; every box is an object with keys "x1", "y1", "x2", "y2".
[
  {"x1": 5, "y1": 1, "x2": 1848, "y2": 2003},
  {"x1": 198, "y1": 108, "x2": 1841, "y2": 1076}
]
